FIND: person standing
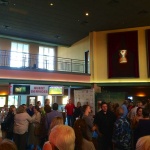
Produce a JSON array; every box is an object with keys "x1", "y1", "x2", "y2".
[
  {"x1": 94, "y1": 102, "x2": 116, "y2": 150},
  {"x1": 112, "y1": 107, "x2": 131, "y2": 150},
  {"x1": 27, "y1": 104, "x2": 34, "y2": 117},
  {"x1": 45, "y1": 103, "x2": 63, "y2": 130},
  {"x1": 44, "y1": 99, "x2": 51, "y2": 114},
  {"x1": 73, "y1": 102, "x2": 82, "y2": 126},
  {"x1": 82, "y1": 105, "x2": 96, "y2": 140},
  {"x1": 134, "y1": 108, "x2": 150, "y2": 147},
  {"x1": 65, "y1": 99, "x2": 75, "y2": 126},
  {"x1": 13, "y1": 105, "x2": 32, "y2": 150},
  {"x1": 28, "y1": 106, "x2": 41, "y2": 150},
  {"x1": 121, "y1": 100, "x2": 129, "y2": 118},
  {"x1": 1, "y1": 105, "x2": 16, "y2": 140}
]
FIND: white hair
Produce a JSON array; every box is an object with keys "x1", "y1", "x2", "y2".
[
  {"x1": 49, "y1": 125, "x2": 75, "y2": 150},
  {"x1": 136, "y1": 136, "x2": 150, "y2": 150}
]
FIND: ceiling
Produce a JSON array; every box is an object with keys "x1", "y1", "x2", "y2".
[{"x1": 0, "y1": 0, "x2": 150, "y2": 46}]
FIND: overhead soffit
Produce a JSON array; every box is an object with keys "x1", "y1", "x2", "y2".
[{"x1": 0, "y1": 0, "x2": 150, "y2": 46}]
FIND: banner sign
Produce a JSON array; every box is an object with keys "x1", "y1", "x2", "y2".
[{"x1": 30, "y1": 85, "x2": 48, "y2": 95}]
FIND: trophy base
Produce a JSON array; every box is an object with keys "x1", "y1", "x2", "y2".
[{"x1": 119, "y1": 58, "x2": 127, "y2": 63}]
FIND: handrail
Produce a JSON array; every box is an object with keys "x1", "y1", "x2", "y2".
[{"x1": 0, "y1": 50, "x2": 90, "y2": 74}]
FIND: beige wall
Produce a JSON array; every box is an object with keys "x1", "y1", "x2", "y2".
[
  {"x1": 0, "y1": 38, "x2": 54, "y2": 54},
  {"x1": 0, "y1": 38, "x2": 11, "y2": 50},
  {"x1": 57, "y1": 36, "x2": 90, "y2": 60},
  {"x1": 90, "y1": 26, "x2": 150, "y2": 83},
  {"x1": 1, "y1": 26, "x2": 150, "y2": 85}
]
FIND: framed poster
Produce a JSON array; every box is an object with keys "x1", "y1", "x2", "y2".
[
  {"x1": 74, "y1": 89, "x2": 95, "y2": 115},
  {"x1": 107, "y1": 31, "x2": 139, "y2": 78}
]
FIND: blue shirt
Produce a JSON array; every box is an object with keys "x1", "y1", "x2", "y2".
[
  {"x1": 112, "y1": 117, "x2": 131, "y2": 150},
  {"x1": 121, "y1": 104, "x2": 128, "y2": 118}
]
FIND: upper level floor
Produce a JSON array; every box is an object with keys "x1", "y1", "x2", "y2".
[{"x1": 0, "y1": 37, "x2": 91, "y2": 85}]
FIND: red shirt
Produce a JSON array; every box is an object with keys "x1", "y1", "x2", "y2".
[{"x1": 65, "y1": 103, "x2": 75, "y2": 115}]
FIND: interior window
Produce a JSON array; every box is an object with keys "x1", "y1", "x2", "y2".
[
  {"x1": 10, "y1": 42, "x2": 29, "y2": 67},
  {"x1": 38, "y1": 46, "x2": 55, "y2": 70}
]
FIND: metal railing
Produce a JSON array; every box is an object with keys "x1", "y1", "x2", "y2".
[{"x1": 0, "y1": 50, "x2": 90, "y2": 74}]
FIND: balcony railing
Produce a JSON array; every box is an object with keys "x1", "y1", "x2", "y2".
[{"x1": 0, "y1": 50, "x2": 90, "y2": 74}]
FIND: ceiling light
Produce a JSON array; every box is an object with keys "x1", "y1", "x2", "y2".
[
  {"x1": 50, "y1": 3, "x2": 53, "y2": 6},
  {"x1": 85, "y1": 12, "x2": 89, "y2": 16}
]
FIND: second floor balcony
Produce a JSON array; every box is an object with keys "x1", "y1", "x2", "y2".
[{"x1": 0, "y1": 50, "x2": 90, "y2": 74}]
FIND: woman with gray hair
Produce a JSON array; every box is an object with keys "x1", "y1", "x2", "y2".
[
  {"x1": 112, "y1": 107, "x2": 131, "y2": 150},
  {"x1": 46, "y1": 125, "x2": 75, "y2": 150}
]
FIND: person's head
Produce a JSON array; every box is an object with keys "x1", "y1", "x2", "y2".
[
  {"x1": 116, "y1": 107, "x2": 124, "y2": 118},
  {"x1": 33, "y1": 105, "x2": 39, "y2": 113},
  {"x1": 49, "y1": 125, "x2": 75, "y2": 150},
  {"x1": 77, "y1": 102, "x2": 81, "y2": 107},
  {"x1": 136, "y1": 135, "x2": 150, "y2": 150},
  {"x1": 101, "y1": 102, "x2": 108, "y2": 112},
  {"x1": 142, "y1": 108, "x2": 150, "y2": 118},
  {"x1": 123, "y1": 100, "x2": 129, "y2": 106},
  {"x1": 137, "y1": 101, "x2": 143, "y2": 107},
  {"x1": 50, "y1": 117, "x2": 63, "y2": 130},
  {"x1": 45, "y1": 99, "x2": 50, "y2": 105},
  {"x1": 52, "y1": 103, "x2": 58, "y2": 110},
  {"x1": 0, "y1": 139, "x2": 17, "y2": 150},
  {"x1": 82, "y1": 105, "x2": 91, "y2": 114},
  {"x1": 44, "y1": 105, "x2": 51, "y2": 113},
  {"x1": 9, "y1": 105, "x2": 16, "y2": 113},
  {"x1": 68, "y1": 99, "x2": 72, "y2": 104},
  {"x1": 22, "y1": 104, "x2": 27, "y2": 110},
  {"x1": 136, "y1": 107, "x2": 143, "y2": 116},
  {"x1": 37, "y1": 101, "x2": 41, "y2": 106},
  {"x1": 17, "y1": 105, "x2": 25, "y2": 114},
  {"x1": 29, "y1": 104, "x2": 33, "y2": 109}
]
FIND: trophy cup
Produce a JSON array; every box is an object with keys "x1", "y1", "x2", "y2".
[{"x1": 119, "y1": 49, "x2": 127, "y2": 63}]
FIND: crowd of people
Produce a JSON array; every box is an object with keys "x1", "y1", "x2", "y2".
[{"x1": 0, "y1": 98, "x2": 150, "y2": 150}]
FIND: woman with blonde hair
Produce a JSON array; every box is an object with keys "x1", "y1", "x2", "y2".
[
  {"x1": 28, "y1": 106, "x2": 41, "y2": 150},
  {"x1": 49, "y1": 116, "x2": 63, "y2": 131},
  {"x1": 13, "y1": 105, "x2": 32, "y2": 150}
]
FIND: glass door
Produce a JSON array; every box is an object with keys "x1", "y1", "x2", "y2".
[{"x1": 8, "y1": 95, "x2": 18, "y2": 108}]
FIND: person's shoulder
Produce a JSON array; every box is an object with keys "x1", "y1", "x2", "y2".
[
  {"x1": 82, "y1": 138, "x2": 95, "y2": 150},
  {"x1": 46, "y1": 111, "x2": 52, "y2": 116},
  {"x1": 65, "y1": 104, "x2": 68, "y2": 107}
]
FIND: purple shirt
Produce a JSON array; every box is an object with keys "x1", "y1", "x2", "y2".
[{"x1": 45, "y1": 110, "x2": 63, "y2": 130}]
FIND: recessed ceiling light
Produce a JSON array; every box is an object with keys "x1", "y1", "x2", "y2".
[
  {"x1": 85, "y1": 12, "x2": 89, "y2": 16},
  {"x1": 50, "y1": 3, "x2": 53, "y2": 6}
]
